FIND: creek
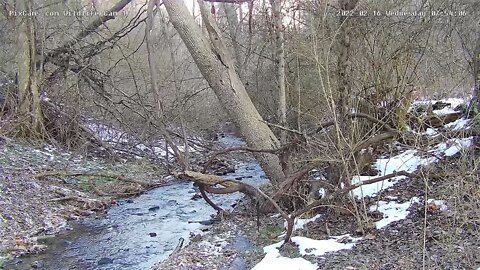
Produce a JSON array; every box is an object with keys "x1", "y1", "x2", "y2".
[{"x1": 5, "y1": 135, "x2": 265, "y2": 270}]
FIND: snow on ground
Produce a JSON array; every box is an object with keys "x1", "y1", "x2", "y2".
[
  {"x1": 432, "y1": 106, "x2": 459, "y2": 116},
  {"x1": 424, "y1": 128, "x2": 439, "y2": 136},
  {"x1": 445, "y1": 118, "x2": 470, "y2": 130},
  {"x1": 369, "y1": 198, "x2": 449, "y2": 229},
  {"x1": 86, "y1": 122, "x2": 131, "y2": 143},
  {"x1": 289, "y1": 214, "x2": 322, "y2": 231},
  {"x1": 422, "y1": 117, "x2": 470, "y2": 136},
  {"x1": 351, "y1": 150, "x2": 436, "y2": 198},
  {"x1": 410, "y1": 97, "x2": 467, "y2": 112},
  {"x1": 292, "y1": 235, "x2": 361, "y2": 256},
  {"x1": 251, "y1": 247, "x2": 318, "y2": 270},
  {"x1": 84, "y1": 121, "x2": 197, "y2": 160},
  {"x1": 430, "y1": 137, "x2": 474, "y2": 157},
  {"x1": 253, "y1": 234, "x2": 360, "y2": 270},
  {"x1": 278, "y1": 214, "x2": 322, "y2": 238},
  {"x1": 351, "y1": 136, "x2": 473, "y2": 198},
  {"x1": 369, "y1": 197, "x2": 420, "y2": 229},
  {"x1": 426, "y1": 199, "x2": 448, "y2": 211}
]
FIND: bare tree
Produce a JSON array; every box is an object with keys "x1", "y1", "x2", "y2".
[
  {"x1": 145, "y1": 0, "x2": 187, "y2": 168},
  {"x1": 163, "y1": 0, "x2": 286, "y2": 184},
  {"x1": 270, "y1": 0, "x2": 287, "y2": 144},
  {"x1": 16, "y1": 0, "x2": 44, "y2": 136}
]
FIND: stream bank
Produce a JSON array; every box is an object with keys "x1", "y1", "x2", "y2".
[{"x1": 2, "y1": 135, "x2": 266, "y2": 270}]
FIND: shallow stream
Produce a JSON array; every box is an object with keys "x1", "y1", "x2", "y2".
[{"x1": 5, "y1": 135, "x2": 265, "y2": 270}]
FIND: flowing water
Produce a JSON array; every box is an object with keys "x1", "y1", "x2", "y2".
[{"x1": 4, "y1": 135, "x2": 265, "y2": 270}]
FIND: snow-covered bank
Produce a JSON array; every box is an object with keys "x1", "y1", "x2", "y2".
[{"x1": 251, "y1": 97, "x2": 476, "y2": 269}]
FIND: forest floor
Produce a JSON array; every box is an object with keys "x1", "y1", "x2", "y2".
[
  {"x1": 154, "y1": 98, "x2": 480, "y2": 270},
  {"x1": 0, "y1": 137, "x2": 168, "y2": 265},
  {"x1": 154, "y1": 151, "x2": 480, "y2": 270},
  {"x1": 2, "y1": 100, "x2": 480, "y2": 269}
]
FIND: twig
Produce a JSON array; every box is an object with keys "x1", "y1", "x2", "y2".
[
  {"x1": 261, "y1": 120, "x2": 305, "y2": 136},
  {"x1": 170, "y1": 237, "x2": 184, "y2": 257},
  {"x1": 202, "y1": 143, "x2": 294, "y2": 173},
  {"x1": 309, "y1": 112, "x2": 395, "y2": 135},
  {"x1": 292, "y1": 170, "x2": 416, "y2": 218}
]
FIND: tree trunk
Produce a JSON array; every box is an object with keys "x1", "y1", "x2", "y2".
[
  {"x1": 16, "y1": 0, "x2": 44, "y2": 136},
  {"x1": 470, "y1": 34, "x2": 480, "y2": 115},
  {"x1": 222, "y1": 3, "x2": 243, "y2": 76},
  {"x1": 163, "y1": 0, "x2": 286, "y2": 184},
  {"x1": 270, "y1": 0, "x2": 287, "y2": 144},
  {"x1": 336, "y1": 12, "x2": 352, "y2": 144},
  {"x1": 333, "y1": 0, "x2": 357, "y2": 187}
]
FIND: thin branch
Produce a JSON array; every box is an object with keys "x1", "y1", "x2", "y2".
[
  {"x1": 292, "y1": 170, "x2": 416, "y2": 218},
  {"x1": 309, "y1": 112, "x2": 395, "y2": 136},
  {"x1": 202, "y1": 145, "x2": 288, "y2": 173},
  {"x1": 262, "y1": 120, "x2": 305, "y2": 136},
  {"x1": 199, "y1": 184, "x2": 225, "y2": 212}
]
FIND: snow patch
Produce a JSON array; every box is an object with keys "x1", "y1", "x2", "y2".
[
  {"x1": 286, "y1": 214, "x2": 322, "y2": 231},
  {"x1": 351, "y1": 150, "x2": 435, "y2": 197},
  {"x1": 445, "y1": 118, "x2": 470, "y2": 130},
  {"x1": 432, "y1": 106, "x2": 458, "y2": 116},
  {"x1": 253, "y1": 234, "x2": 360, "y2": 270},
  {"x1": 252, "y1": 247, "x2": 317, "y2": 270},
  {"x1": 351, "y1": 137, "x2": 473, "y2": 198},
  {"x1": 410, "y1": 97, "x2": 466, "y2": 112},
  {"x1": 278, "y1": 214, "x2": 322, "y2": 238},
  {"x1": 292, "y1": 235, "x2": 361, "y2": 256},
  {"x1": 424, "y1": 128, "x2": 439, "y2": 136},
  {"x1": 431, "y1": 137, "x2": 473, "y2": 157},
  {"x1": 369, "y1": 197, "x2": 420, "y2": 229}
]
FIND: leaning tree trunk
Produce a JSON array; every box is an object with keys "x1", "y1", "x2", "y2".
[
  {"x1": 16, "y1": 0, "x2": 44, "y2": 136},
  {"x1": 163, "y1": 0, "x2": 286, "y2": 184}
]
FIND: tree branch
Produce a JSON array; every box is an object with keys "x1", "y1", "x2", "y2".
[
  {"x1": 201, "y1": 145, "x2": 290, "y2": 173},
  {"x1": 292, "y1": 170, "x2": 416, "y2": 218},
  {"x1": 47, "y1": 0, "x2": 134, "y2": 59},
  {"x1": 310, "y1": 112, "x2": 395, "y2": 136}
]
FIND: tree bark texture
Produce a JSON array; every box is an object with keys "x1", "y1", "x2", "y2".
[
  {"x1": 270, "y1": 0, "x2": 287, "y2": 144},
  {"x1": 163, "y1": 0, "x2": 286, "y2": 184},
  {"x1": 16, "y1": 0, "x2": 44, "y2": 135}
]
